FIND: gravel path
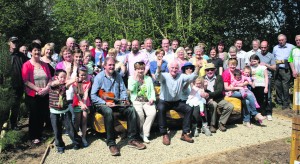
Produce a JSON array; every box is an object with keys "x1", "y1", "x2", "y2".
[{"x1": 44, "y1": 114, "x2": 291, "y2": 164}]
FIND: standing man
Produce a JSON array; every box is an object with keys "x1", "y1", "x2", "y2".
[
  {"x1": 245, "y1": 39, "x2": 261, "y2": 64},
  {"x1": 91, "y1": 37, "x2": 104, "y2": 66},
  {"x1": 9, "y1": 36, "x2": 28, "y2": 130},
  {"x1": 171, "y1": 39, "x2": 179, "y2": 53},
  {"x1": 289, "y1": 35, "x2": 300, "y2": 78},
  {"x1": 66, "y1": 37, "x2": 76, "y2": 50},
  {"x1": 273, "y1": 34, "x2": 295, "y2": 110},
  {"x1": 203, "y1": 63, "x2": 233, "y2": 132},
  {"x1": 91, "y1": 57, "x2": 146, "y2": 156},
  {"x1": 162, "y1": 38, "x2": 175, "y2": 63},
  {"x1": 257, "y1": 41, "x2": 276, "y2": 120},
  {"x1": 234, "y1": 39, "x2": 247, "y2": 59},
  {"x1": 155, "y1": 60, "x2": 200, "y2": 145},
  {"x1": 142, "y1": 38, "x2": 156, "y2": 62},
  {"x1": 102, "y1": 41, "x2": 109, "y2": 58},
  {"x1": 115, "y1": 40, "x2": 126, "y2": 64}
]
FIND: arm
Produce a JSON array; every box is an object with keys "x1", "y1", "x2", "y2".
[
  {"x1": 73, "y1": 83, "x2": 87, "y2": 110},
  {"x1": 264, "y1": 69, "x2": 269, "y2": 94},
  {"x1": 290, "y1": 62, "x2": 297, "y2": 78},
  {"x1": 144, "y1": 57, "x2": 150, "y2": 75},
  {"x1": 147, "y1": 76, "x2": 156, "y2": 105},
  {"x1": 155, "y1": 59, "x2": 165, "y2": 82},
  {"x1": 90, "y1": 75, "x2": 106, "y2": 105},
  {"x1": 119, "y1": 75, "x2": 128, "y2": 101}
]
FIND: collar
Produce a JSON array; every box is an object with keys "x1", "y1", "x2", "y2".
[
  {"x1": 279, "y1": 44, "x2": 287, "y2": 48},
  {"x1": 205, "y1": 75, "x2": 217, "y2": 81}
]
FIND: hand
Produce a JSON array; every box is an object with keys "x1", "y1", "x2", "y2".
[
  {"x1": 79, "y1": 102, "x2": 88, "y2": 110},
  {"x1": 148, "y1": 100, "x2": 154, "y2": 105},
  {"x1": 37, "y1": 87, "x2": 49, "y2": 96},
  {"x1": 292, "y1": 70, "x2": 298, "y2": 78},
  {"x1": 264, "y1": 87, "x2": 268, "y2": 94},
  {"x1": 204, "y1": 80, "x2": 208, "y2": 87},
  {"x1": 157, "y1": 59, "x2": 163, "y2": 68},
  {"x1": 260, "y1": 62, "x2": 266, "y2": 66},
  {"x1": 196, "y1": 60, "x2": 202, "y2": 68},
  {"x1": 106, "y1": 102, "x2": 116, "y2": 107},
  {"x1": 200, "y1": 92, "x2": 209, "y2": 99}
]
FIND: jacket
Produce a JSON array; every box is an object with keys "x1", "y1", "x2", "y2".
[{"x1": 11, "y1": 51, "x2": 28, "y2": 89}]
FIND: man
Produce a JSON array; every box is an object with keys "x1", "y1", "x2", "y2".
[
  {"x1": 155, "y1": 59, "x2": 200, "y2": 145},
  {"x1": 234, "y1": 39, "x2": 247, "y2": 59},
  {"x1": 203, "y1": 63, "x2": 233, "y2": 132},
  {"x1": 91, "y1": 37, "x2": 104, "y2": 66},
  {"x1": 171, "y1": 39, "x2": 179, "y2": 53},
  {"x1": 102, "y1": 41, "x2": 109, "y2": 58},
  {"x1": 91, "y1": 57, "x2": 146, "y2": 156},
  {"x1": 19, "y1": 45, "x2": 28, "y2": 57},
  {"x1": 273, "y1": 34, "x2": 295, "y2": 110},
  {"x1": 257, "y1": 41, "x2": 276, "y2": 120},
  {"x1": 115, "y1": 40, "x2": 126, "y2": 64},
  {"x1": 245, "y1": 39, "x2": 261, "y2": 64},
  {"x1": 127, "y1": 41, "x2": 131, "y2": 51},
  {"x1": 162, "y1": 38, "x2": 175, "y2": 63},
  {"x1": 141, "y1": 38, "x2": 156, "y2": 62},
  {"x1": 126, "y1": 40, "x2": 150, "y2": 76},
  {"x1": 79, "y1": 40, "x2": 89, "y2": 53},
  {"x1": 9, "y1": 36, "x2": 28, "y2": 130},
  {"x1": 66, "y1": 37, "x2": 76, "y2": 50},
  {"x1": 289, "y1": 35, "x2": 300, "y2": 78}
]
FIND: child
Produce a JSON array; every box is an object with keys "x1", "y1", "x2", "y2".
[
  {"x1": 83, "y1": 51, "x2": 94, "y2": 76},
  {"x1": 186, "y1": 77, "x2": 211, "y2": 136},
  {"x1": 49, "y1": 69, "x2": 81, "y2": 154},
  {"x1": 228, "y1": 69, "x2": 260, "y2": 108},
  {"x1": 72, "y1": 66, "x2": 91, "y2": 147}
]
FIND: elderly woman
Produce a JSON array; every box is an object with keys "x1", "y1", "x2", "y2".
[
  {"x1": 128, "y1": 61, "x2": 156, "y2": 143},
  {"x1": 222, "y1": 58, "x2": 265, "y2": 128},
  {"x1": 41, "y1": 43, "x2": 56, "y2": 76},
  {"x1": 149, "y1": 48, "x2": 169, "y2": 82},
  {"x1": 189, "y1": 46, "x2": 207, "y2": 76},
  {"x1": 207, "y1": 47, "x2": 223, "y2": 75},
  {"x1": 22, "y1": 43, "x2": 51, "y2": 144},
  {"x1": 175, "y1": 47, "x2": 188, "y2": 72},
  {"x1": 55, "y1": 46, "x2": 73, "y2": 71},
  {"x1": 223, "y1": 46, "x2": 246, "y2": 70}
]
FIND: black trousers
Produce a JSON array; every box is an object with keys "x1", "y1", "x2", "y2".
[
  {"x1": 157, "y1": 99, "x2": 192, "y2": 134},
  {"x1": 252, "y1": 86, "x2": 267, "y2": 115},
  {"x1": 275, "y1": 68, "x2": 291, "y2": 108},
  {"x1": 95, "y1": 105, "x2": 139, "y2": 146},
  {"x1": 50, "y1": 111, "x2": 81, "y2": 148},
  {"x1": 25, "y1": 94, "x2": 49, "y2": 140},
  {"x1": 11, "y1": 87, "x2": 24, "y2": 128}
]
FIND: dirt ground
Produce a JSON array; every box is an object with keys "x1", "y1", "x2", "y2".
[{"x1": 1, "y1": 108, "x2": 295, "y2": 164}]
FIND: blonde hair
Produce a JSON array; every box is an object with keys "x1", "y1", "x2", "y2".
[
  {"x1": 175, "y1": 47, "x2": 187, "y2": 59},
  {"x1": 194, "y1": 77, "x2": 205, "y2": 88},
  {"x1": 41, "y1": 43, "x2": 54, "y2": 57},
  {"x1": 84, "y1": 50, "x2": 91, "y2": 58},
  {"x1": 108, "y1": 48, "x2": 117, "y2": 58}
]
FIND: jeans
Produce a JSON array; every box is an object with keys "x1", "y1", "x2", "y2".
[
  {"x1": 157, "y1": 100, "x2": 193, "y2": 134},
  {"x1": 95, "y1": 105, "x2": 139, "y2": 146},
  {"x1": 50, "y1": 111, "x2": 81, "y2": 148},
  {"x1": 231, "y1": 91, "x2": 258, "y2": 122}
]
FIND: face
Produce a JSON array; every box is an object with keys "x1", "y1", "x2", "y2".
[
  {"x1": 162, "y1": 39, "x2": 170, "y2": 51},
  {"x1": 102, "y1": 42, "x2": 109, "y2": 51},
  {"x1": 278, "y1": 36, "x2": 286, "y2": 46},
  {"x1": 260, "y1": 41, "x2": 268, "y2": 54},
  {"x1": 250, "y1": 59, "x2": 259, "y2": 66},
  {"x1": 84, "y1": 54, "x2": 91, "y2": 62},
  {"x1": 107, "y1": 53, "x2": 116, "y2": 58},
  {"x1": 144, "y1": 40, "x2": 152, "y2": 51},
  {"x1": 172, "y1": 41, "x2": 178, "y2": 50},
  {"x1": 127, "y1": 42, "x2": 131, "y2": 51},
  {"x1": 135, "y1": 66, "x2": 145, "y2": 76},
  {"x1": 73, "y1": 53, "x2": 82, "y2": 65},
  {"x1": 9, "y1": 42, "x2": 17, "y2": 53},
  {"x1": 177, "y1": 50, "x2": 184, "y2": 59},
  {"x1": 218, "y1": 45, "x2": 224, "y2": 52},
  {"x1": 19, "y1": 46, "x2": 28, "y2": 54},
  {"x1": 56, "y1": 72, "x2": 67, "y2": 84},
  {"x1": 228, "y1": 63, "x2": 237, "y2": 72},
  {"x1": 132, "y1": 41, "x2": 139, "y2": 53},
  {"x1": 252, "y1": 41, "x2": 260, "y2": 51},
  {"x1": 157, "y1": 51, "x2": 164, "y2": 60},
  {"x1": 205, "y1": 68, "x2": 216, "y2": 78},
  {"x1": 210, "y1": 49, "x2": 217, "y2": 58},
  {"x1": 194, "y1": 80, "x2": 203, "y2": 88},
  {"x1": 234, "y1": 75, "x2": 242, "y2": 81},
  {"x1": 78, "y1": 71, "x2": 87, "y2": 82},
  {"x1": 31, "y1": 48, "x2": 41, "y2": 58},
  {"x1": 95, "y1": 39, "x2": 102, "y2": 49},
  {"x1": 184, "y1": 66, "x2": 193, "y2": 75},
  {"x1": 114, "y1": 41, "x2": 121, "y2": 52},
  {"x1": 63, "y1": 50, "x2": 72, "y2": 62},
  {"x1": 168, "y1": 62, "x2": 179, "y2": 77},
  {"x1": 104, "y1": 59, "x2": 116, "y2": 75},
  {"x1": 186, "y1": 50, "x2": 193, "y2": 59},
  {"x1": 140, "y1": 44, "x2": 144, "y2": 49},
  {"x1": 243, "y1": 69, "x2": 251, "y2": 77},
  {"x1": 195, "y1": 49, "x2": 203, "y2": 59},
  {"x1": 80, "y1": 43, "x2": 89, "y2": 52},
  {"x1": 67, "y1": 39, "x2": 75, "y2": 49},
  {"x1": 229, "y1": 50, "x2": 237, "y2": 58},
  {"x1": 295, "y1": 36, "x2": 300, "y2": 47},
  {"x1": 234, "y1": 40, "x2": 243, "y2": 51},
  {"x1": 121, "y1": 40, "x2": 127, "y2": 51},
  {"x1": 45, "y1": 48, "x2": 52, "y2": 56}
]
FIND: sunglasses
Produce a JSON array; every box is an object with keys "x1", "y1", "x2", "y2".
[
  {"x1": 205, "y1": 69, "x2": 215, "y2": 72},
  {"x1": 185, "y1": 66, "x2": 193, "y2": 70},
  {"x1": 187, "y1": 53, "x2": 193, "y2": 55}
]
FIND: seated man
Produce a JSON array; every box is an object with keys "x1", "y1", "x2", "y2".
[
  {"x1": 203, "y1": 63, "x2": 233, "y2": 132},
  {"x1": 156, "y1": 59, "x2": 200, "y2": 145},
  {"x1": 91, "y1": 57, "x2": 146, "y2": 156}
]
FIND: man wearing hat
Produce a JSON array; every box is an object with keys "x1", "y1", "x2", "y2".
[
  {"x1": 9, "y1": 36, "x2": 28, "y2": 130},
  {"x1": 203, "y1": 63, "x2": 233, "y2": 132}
]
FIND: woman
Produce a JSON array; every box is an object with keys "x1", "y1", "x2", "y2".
[
  {"x1": 128, "y1": 62, "x2": 156, "y2": 143},
  {"x1": 189, "y1": 46, "x2": 207, "y2": 76},
  {"x1": 186, "y1": 48, "x2": 193, "y2": 60},
  {"x1": 149, "y1": 48, "x2": 168, "y2": 82},
  {"x1": 22, "y1": 43, "x2": 51, "y2": 144},
  {"x1": 217, "y1": 41, "x2": 229, "y2": 61},
  {"x1": 222, "y1": 58, "x2": 265, "y2": 128},
  {"x1": 106, "y1": 48, "x2": 126, "y2": 76},
  {"x1": 55, "y1": 46, "x2": 73, "y2": 71},
  {"x1": 175, "y1": 47, "x2": 188, "y2": 72},
  {"x1": 207, "y1": 47, "x2": 223, "y2": 75},
  {"x1": 41, "y1": 43, "x2": 56, "y2": 76}
]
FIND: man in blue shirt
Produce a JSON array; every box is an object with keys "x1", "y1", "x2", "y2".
[
  {"x1": 273, "y1": 34, "x2": 295, "y2": 110},
  {"x1": 91, "y1": 57, "x2": 146, "y2": 156}
]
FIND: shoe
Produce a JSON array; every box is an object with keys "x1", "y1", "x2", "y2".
[
  {"x1": 162, "y1": 134, "x2": 170, "y2": 145},
  {"x1": 255, "y1": 113, "x2": 266, "y2": 122},
  {"x1": 201, "y1": 126, "x2": 212, "y2": 136},
  {"x1": 143, "y1": 136, "x2": 150, "y2": 144},
  {"x1": 218, "y1": 123, "x2": 227, "y2": 132},
  {"x1": 82, "y1": 138, "x2": 89, "y2": 147},
  {"x1": 243, "y1": 122, "x2": 252, "y2": 128},
  {"x1": 267, "y1": 115, "x2": 273, "y2": 121},
  {"x1": 73, "y1": 144, "x2": 80, "y2": 150},
  {"x1": 57, "y1": 147, "x2": 65, "y2": 154},
  {"x1": 194, "y1": 128, "x2": 199, "y2": 137},
  {"x1": 109, "y1": 145, "x2": 120, "y2": 156},
  {"x1": 180, "y1": 134, "x2": 194, "y2": 143},
  {"x1": 128, "y1": 140, "x2": 146, "y2": 150},
  {"x1": 209, "y1": 126, "x2": 217, "y2": 133}
]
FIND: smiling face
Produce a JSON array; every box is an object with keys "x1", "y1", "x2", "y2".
[
  {"x1": 156, "y1": 51, "x2": 165, "y2": 60},
  {"x1": 243, "y1": 68, "x2": 251, "y2": 77},
  {"x1": 56, "y1": 72, "x2": 67, "y2": 84},
  {"x1": 234, "y1": 40, "x2": 243, "y2": 51},
  {"x1": 218, "y1": 44, "x2": 224, "y2": 53},
  {"x1": 78, "y1": 70, "x2": 87, "y2": 82},
  {"x1": 295, "y1": 36, "x2": 300, "y2": 47},
  {"x1": 210, "y1": 49, "x2": 217, "y2": 58},
  {"x1": 31, "y1": 48, "x2": 41, "y2": 59},
  {"x1": 205, "y1": 68, "x2": 216, "y2": 78},
  {"x1": 104, "y1": 58, "x2": 116, "y2": 75},
  {"x1": 168, "y1": 61, "x2": 179, "y2": 77},
  {"x1": 250, "y1": 59, "x2": 259, "y2": 66},
  {"x1": 73, "y1": 53, "x2": 82, "y2": 65},
  {"x1": 63, "y1": 50, "x2": 72, "y2": 62}
]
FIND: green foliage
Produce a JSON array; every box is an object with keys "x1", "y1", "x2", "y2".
[{"x1": 0, "y1": 130, "x2": 24, "y2": 151}]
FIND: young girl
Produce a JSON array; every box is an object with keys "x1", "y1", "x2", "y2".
[
  {"x1": 72, "y1": 66, "x2": 91, "y2": 147},
  {"x1": 49, "y1": 69, "x2": 81, "y2": 153},
  {"x1": 186, "y1": 77, "x2": 211, "y2": 136},
  {"x1": 249, "y1": 54, "x2": 269, "y2": 116},
  {"x1": 83, "y1": 51, "x2": 94, "y2": 77}
]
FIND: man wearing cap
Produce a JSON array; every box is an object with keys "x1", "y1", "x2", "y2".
[
  {"x1": 203, "y1": 63, "x2": 233, "y2": 133},
  {"x1": 9, "y1": 36, "x2": 28, "y2": 130}
]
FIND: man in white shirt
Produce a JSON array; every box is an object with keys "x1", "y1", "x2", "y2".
[
  {"x1": 141, "y1": 38, "x2": 156, "y2": 62},
  {"x1": 162, "y1": 38, "x2": 175, "y2": 63},
  {"x1": 245, "y1": 39, "x2": 261, "y2": 64},
  {"x1": 234, "y1": 39, "x2": 247, "y2": 59}
]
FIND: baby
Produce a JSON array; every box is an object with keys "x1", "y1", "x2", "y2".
[{"x1": 186, "y1": 77, "x2": 207, "y2": 116}]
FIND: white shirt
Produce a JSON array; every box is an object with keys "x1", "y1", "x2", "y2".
[
  {"x1": 163, "y1": 49, "x2": 175, "y2": 64},
  {"x1": 142, "y1": 49, "x2": 156, "y2": 62},
  {"x1": 245, "y1": 49, "x2": 261, "y2": 64},
  {"x1": 116, "y1": 50, "x2": 130, "y2": 63},
  {"x1": 236, "y1": 50, "x2": 247, "y2": 59}
]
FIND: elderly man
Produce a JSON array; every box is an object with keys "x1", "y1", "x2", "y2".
[
  {"x1": 245, "y1": 39, "x2": 261, "y2": 64},
  {"x1": 162, "y1": 38, "x2": 175, "y2": 63},
  {"x1": 115, "y1": 39, "x2": 128, "y2": 64},
  {"x1": 142, "y1": 38, "x2": 156, "y2": 62},
  {"x1": 203, "y1": 63, "x2": 233, "y2": 132},
  {"x1": 156, "y1": 59, "x2": 200, "y2": 145},
  {"x1": 257, "y1": 41, "x2": 276, "y2": 120},
  {"x1": 273, "y1": 34, "x2": 295, "y2": 110},
  {"x1": 66, "y1": 37, "x2": 76, "y2": 50},
  {"x1": 79, "y1": 40, "x2": 89, "y2": 53}
]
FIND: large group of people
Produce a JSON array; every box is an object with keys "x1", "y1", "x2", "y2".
[{"x1": 8, "y1": 34, "x2": 300, "y2": 156}]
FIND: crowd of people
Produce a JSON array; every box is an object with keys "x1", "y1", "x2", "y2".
[{"x1": 8, "y1": 34, "x2": 300, "y2": 156}]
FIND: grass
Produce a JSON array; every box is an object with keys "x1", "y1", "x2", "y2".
[{"x1": 0, "y1": 130, "x2": 24, "y2": 151}]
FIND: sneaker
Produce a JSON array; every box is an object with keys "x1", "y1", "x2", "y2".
[
  {"x1": 128, "y1": 140, "x2": 146, "y2": 150},
  {"x1": 243, "y1": 122, "x2": 252, "y2": 128},
  {"x1": 57, "y1": 147, "x2": 65, "y2": 154},
  {"x1": 201, "y1": 126, "x2": 212, "y2": 136},
  {"x1": 194, "y1": 128, "x2": 199, "y2": 137},
  {"x1": 143, "y1": 136, "x2": 150, "y2": 144},
  {"x1": 267, "y1": 115, "x2": 273, "y2": 121}
]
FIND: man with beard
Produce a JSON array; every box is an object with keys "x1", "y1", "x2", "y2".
[
  {"x1": 102, "y1": 41, "x2": 109, "y2": 58},
  {"x1": 125, "y1": 40, "x2": 150, "y2": 76},
  {"x1": 91, "y1": 57, "x2": 146, "y2": 156}
]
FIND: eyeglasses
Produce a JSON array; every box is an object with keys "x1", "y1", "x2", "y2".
[
  {"x1": 185, "y1": 67, "x2": 193, "y2": 70},
  {"x1": 205, "y1": 69, "x2": 215, "y2": 72}
]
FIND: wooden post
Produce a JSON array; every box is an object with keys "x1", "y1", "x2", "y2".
[{"x1": 291, "y1": 77, "x2": 300, "y2": 163}]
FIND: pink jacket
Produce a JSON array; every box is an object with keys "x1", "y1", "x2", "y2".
[{"x1": 22, "y1": 60, "x2": 51, "y2": 97}]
